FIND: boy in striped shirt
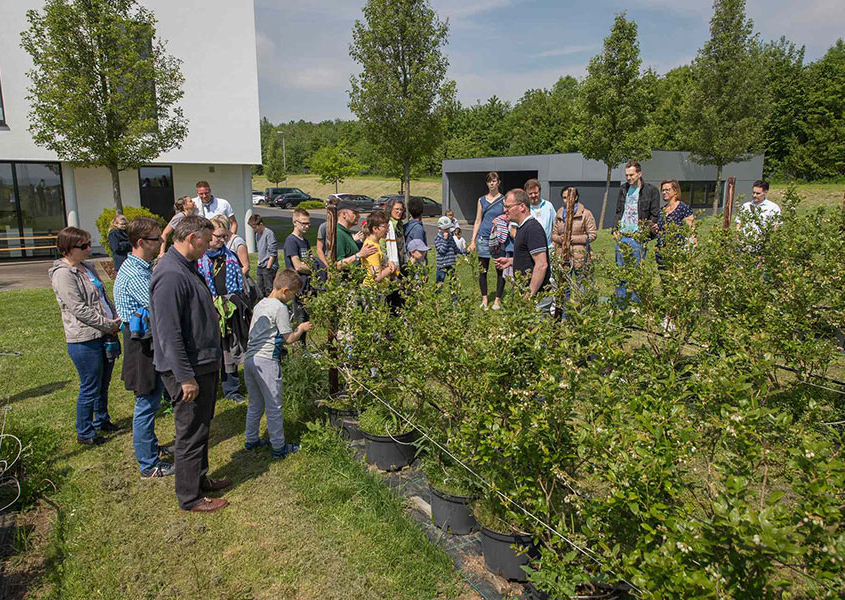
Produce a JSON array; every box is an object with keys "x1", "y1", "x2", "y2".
[{"x1": 434, "y1": 216, "x2": 461, "y2": 284}]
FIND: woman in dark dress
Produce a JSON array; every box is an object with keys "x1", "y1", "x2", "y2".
[{"x1": 107, "y1": 215, "x2": 131, "y2": 273}]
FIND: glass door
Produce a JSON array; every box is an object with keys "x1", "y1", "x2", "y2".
[
  {"x1": 139, "y1": 166, "x2": 174, "y2": 220},
  {"x1": 14, "y1": 163, "x2": 65, "y2": 258},
  {"x1": 0, "y1": 163, "x2": 22, "y2": 258}
]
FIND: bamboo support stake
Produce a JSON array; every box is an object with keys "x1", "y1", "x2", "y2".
[
  {"x1": 561, "y1": 188, "x2": 576, "y2": 264},
  {"x1": 722, "y1": 177, "x2": 736, "y2": 229},
  {"x1": 325, "y1": 195, "x2": 339, "y2": 395}
]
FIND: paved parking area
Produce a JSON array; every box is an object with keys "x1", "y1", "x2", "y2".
[{"x1": 0, "y1": 259, "x2": 55, "y2": 291}]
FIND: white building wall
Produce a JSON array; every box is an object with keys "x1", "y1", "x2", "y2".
[{"x1": 0, "y1": 0, "x2": 261, "y2": 165}]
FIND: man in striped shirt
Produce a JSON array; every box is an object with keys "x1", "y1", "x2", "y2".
[{"x1": 113, "y1": 217, "x2": 174, "y2": 479}]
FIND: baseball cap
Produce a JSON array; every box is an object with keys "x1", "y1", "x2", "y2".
[
  {"x1": 407, "y1": 239, "x2": 430, "y2": 253},
  {"x1": 336, "y1": 200, "x2": 360, "y2": 212}
]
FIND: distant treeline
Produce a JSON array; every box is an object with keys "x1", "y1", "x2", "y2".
[{"x1": 259, "y1": 38, "x2": 844, "y2": 182}]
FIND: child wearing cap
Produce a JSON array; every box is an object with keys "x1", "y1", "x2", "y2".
[
  {"x1": 434, "y1": 216, "x2": 460, "y2": 284},
  {"x1": 407, "y1": 238, "x2": 430, "y2": 265}
]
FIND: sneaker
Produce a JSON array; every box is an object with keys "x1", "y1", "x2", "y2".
[
  {"x1": 491, "y1": 303, "x2": 501, "y2": 311},
  {"x1": 272, "y1": 443, "x2": 300, "y2": 460},
  {"x1": 77, "y1": 435, "x2": 106, "y2": 446},
  {"x1": 244, "y1": 439, "x2": 270, "y2": 451},
  {"x1": 141, "y1": 462, "x2": 175, "y2": 478},
  {"x1": 97, "y1": 421, "x2": 122, "y2": 433},
  {"x1": 226, "y1": 393, "x2": 246, "y2": 404}
]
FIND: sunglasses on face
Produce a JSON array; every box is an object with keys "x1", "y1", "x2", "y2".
[
  {"x1": 212, "y1": 232, "x2": 229, "y2": 239},
  {"x1": 74, "y1": 242, "x2": 92, "y2": 250},
  {"x1": 142, "y1": 236, "x2": 162, "y2": 242}
]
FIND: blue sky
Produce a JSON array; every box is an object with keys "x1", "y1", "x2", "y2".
[{"x1": 254, "y1": 0, "x2": 844, "y2": 123}]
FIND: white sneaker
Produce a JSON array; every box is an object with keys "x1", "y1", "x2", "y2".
[{"x1": 491, "y1": 303, "x2": 501, "y2": 311}]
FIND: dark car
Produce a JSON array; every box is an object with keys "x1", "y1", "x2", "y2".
[
  {"x1": 270, "y1": 189, "x2": 321, "y2": 208},
  {"x1": 264, "y1": 187, "x2": 300, "y2": 204},
  {"x1": 332, "y1": 193, "x2": 377, "y2": 212},
  {"x1": 373, "y1": 195, "x2": 442, "y2": 217}
]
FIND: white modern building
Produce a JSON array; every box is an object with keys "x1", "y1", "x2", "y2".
[{"x1": 0, "y1": 0, "x2": 261, "y2": 258}]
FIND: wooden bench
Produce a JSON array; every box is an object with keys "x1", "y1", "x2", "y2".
[{"x1": 0, "y1": 235, "x2": 59, "y2": 258}]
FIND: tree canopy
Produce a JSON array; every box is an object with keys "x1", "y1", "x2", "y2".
[{"x1": 21, "y1": 0, "x2": 187, "y2": 213}]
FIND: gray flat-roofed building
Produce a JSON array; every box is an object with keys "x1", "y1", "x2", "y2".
[{"x1": 442, "y1": 151, "x2": 764, "y2": 229}]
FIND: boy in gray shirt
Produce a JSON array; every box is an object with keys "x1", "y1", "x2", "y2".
[
  {"x1": 248, "y1": 214, "x2": 278, "y2": 297},
  {"x1": 243, "y1": 269, "x2": 310, "y2": 459}
]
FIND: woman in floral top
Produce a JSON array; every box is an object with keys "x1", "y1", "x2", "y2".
[{"x1": 655, "y1": 179, "x2": 695, "y2": 269}]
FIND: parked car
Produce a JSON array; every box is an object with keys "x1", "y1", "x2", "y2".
[
  {"x1": 251, "y1": 191, "x2": 264, "y2": 205},
  {"x1": 373, "y1": 194, "x2": 442, "y2": 217},
  {"x1": 271, "y1": 189, "x2": 322, "y2": 208},
  {"x1": 264, "y1": 187, "x2": 301, "y2": 204},
  {"x1": 330, "y1": 193, "x2": 377, "y2": 212}
]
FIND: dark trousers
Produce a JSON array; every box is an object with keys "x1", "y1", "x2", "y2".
[
  {"x1": 162, "y1": 369, "x2": 219, "y2": 510},
  {"x1": 256, "y1": 265, "x2": 277, "y2": 298},
  {"x1": 478, "y1": 256, "x2": 506, "y2": 300}
]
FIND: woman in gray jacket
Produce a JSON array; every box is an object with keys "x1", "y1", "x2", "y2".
[{"x1": 49, "y1": 227, "x2": 122, "y2": 445}]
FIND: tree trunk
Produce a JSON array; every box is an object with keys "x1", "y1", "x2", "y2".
[
  {"x1": 335, "y1": 180, "x2": 338, "y2": 194},
  {"x1": 711, "y1": 164, "x2": 723, "y2": 217},
  {"x1": 325, "y1": 195, "x2": 339, "y2": 395},
  {"x1": 598, "y1": 163, "x2": 612, "y2": 230},
  {"x1": 109, "y1": 165, "x2": 124, "y2": 214},
  {"x1": 403, "y1": 160, "x2": 411, "y2": 205}
]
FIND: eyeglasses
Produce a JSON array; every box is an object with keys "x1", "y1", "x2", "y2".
[
  {"x1": 74, "y1": 242, "x2": 92, "y2": 250},
  {"x1": 142, "y1": 236, "x2": 162, "y2": 242},
  {"x1": 503, "y1": 203, "x2": 517, "y2": 210},
  {"x1": 212, "y1": 232, "x2": 229, "y2": 239}
]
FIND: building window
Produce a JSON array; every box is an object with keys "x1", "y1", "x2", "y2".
[
  {"x1": 138, "y1": 166, "x2": 174, "y2": 220},
  {"x1": 680, "y1": 181, "x2": 718, "y2": 209},
  {"x1": 0, "y1": 162, "x2": 66, "y2": 259}
]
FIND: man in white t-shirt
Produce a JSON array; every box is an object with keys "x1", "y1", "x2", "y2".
[
  {"x1": 736, "y1": 179, "x2": 781, "y2": 246},
  {"x1": 193, "y1": 180, "x2": 237, "y2": 234}
]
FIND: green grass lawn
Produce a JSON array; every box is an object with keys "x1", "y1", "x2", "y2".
[{"x1": 0, "y1": 288, "x2": 468, "y2": 599}]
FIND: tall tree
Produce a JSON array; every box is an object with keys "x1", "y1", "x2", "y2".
[
  {"x1": 759, "y1": 38, "x2": 806, "y2": 179},
  {"x1": 682, "y1": 0, "x2": 768, "y2": 215},
  {"x1": 506, "y1": 76, "x2": 580, "y2": 156},
  {"x1": 793, "y1": 40, "x2": 845, "y2": 180},
  {"x1": 21, "y1": 0, "x2": 187, "y2": 214},
  {"x1": 578, "y1": 13, "x2": 652, "y2": 228},
  {"x1": 349, "y1": 0, "x2": 453, "y2": 204},
  {"x1": 309, "y1": 144, "x2": 362, "y2": 193},
  {"x1": 264, "y1": 137, "x2": 286, "y2": 186},
  {"x1": 648, "y1": 65, "x2": 694, "y2": 151}
]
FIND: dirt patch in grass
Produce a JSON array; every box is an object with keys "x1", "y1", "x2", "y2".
[{"x1": 3, "y1": 500, "x2": 59, "y2": 599}]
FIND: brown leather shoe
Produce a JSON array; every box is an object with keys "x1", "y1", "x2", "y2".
[
  {"x1": 202, "y1": 477, "x2": 232, "y2": 492},
  {"x1": 182, "y1": 497, "x2": 229, "y2": 513}
]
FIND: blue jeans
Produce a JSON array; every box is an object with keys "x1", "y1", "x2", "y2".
[
  {"x1": 435, "y1": 266, "x2": 453, "y2": 284},
  {"x1": 222, "y1": 368, "x2": 240, "y2": 397},
  {"x1": 133, "y1": 375, "x2": 163, "y2": 472},
  {"x1": 615, "y1": 236, "x2": 646, "y2": 304},
  {"x1": 67, "y1": 337, "x2": 114, "y2": 439}
]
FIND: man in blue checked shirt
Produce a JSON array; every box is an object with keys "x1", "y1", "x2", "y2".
[{"x1": 113, "y1": 217, "x2": 175, "y2": 479}]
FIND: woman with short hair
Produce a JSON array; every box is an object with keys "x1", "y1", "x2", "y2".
[
  {"x1": 198, "y1": 215, "x2": 247, "y2": 403},
  {"x1": 49, "y1": 227, "x2": 122, "y2": 445}
]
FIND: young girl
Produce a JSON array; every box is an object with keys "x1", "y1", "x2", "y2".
[
  {"x1": 453, "y1": 227, "x2": 467, "y2": 254},
  {"x1": 362, "y1": 211, "x2": 397, "y2": 286}
]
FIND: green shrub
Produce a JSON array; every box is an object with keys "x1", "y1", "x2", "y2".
[
  {"x1": 95, "y1": 206, "x2": 166, "y2": 256},
  {"x1": 298, "y1": 200, "x2": 324, "y2": 210}
]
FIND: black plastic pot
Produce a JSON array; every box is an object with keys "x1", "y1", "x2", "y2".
[
  {"x1": 429, "y1": 485, "x2": 478, "y2": 535},
  {"x1": 326, "y1": 406, "x2": 363, "y2": 441},
  {"x1": 362, "y1": 430, "x2": 418, "y2": 471},
  {"x1": 480, "y1": 526, "x2": 537, "y2": 582}
]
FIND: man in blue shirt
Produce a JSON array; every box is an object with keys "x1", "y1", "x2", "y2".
[
  {"x1": 613, "y1": 160, "x2": 660, "y2": 304},
  {"x1": 524, "y1": 179, "x2": 555, "y2": 250},
  {"x1": 113, "y1": 217, "x2": 174, "y2": 479}
]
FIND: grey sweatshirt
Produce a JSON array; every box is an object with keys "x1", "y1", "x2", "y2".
[
  {"x1": 48, "y1": 260, "x2": 120, "y2": 343},
  {"x1": 256, "y1": 228, "x2": 278, "y2": 268}
]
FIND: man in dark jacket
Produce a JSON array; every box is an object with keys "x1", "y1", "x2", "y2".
[
  {"x1": 150, "y1": 215, "x2": 231, "y2": 513},
  {"x1": 613, "y1": 160, "x2": 660, "y2": 304}
]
